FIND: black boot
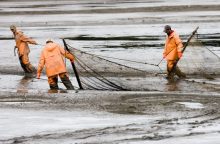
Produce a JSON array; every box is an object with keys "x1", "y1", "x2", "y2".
[
  {"x1": 50, "y1": 84, "x2": 59, "y2": 90},
  {"x1": 61, "y1": 75, "x2": 74, "y2": 90},
  {"x1": 166, "y1": 69, "x2": 175, "y2": 80},
  {"x1": 175, "y1": 66, "x2": 186, "y2": 78}
]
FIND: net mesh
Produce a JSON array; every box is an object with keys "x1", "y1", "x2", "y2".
[
  {"x1": 65, "y1": 43, "x2": 147, "y2": 90},
  {"x1": 63, "y1": 31, "x2": 220, "y2": 90},
  {"x1": 178, "y1": 35, "x2": 220, "y2": 76}
]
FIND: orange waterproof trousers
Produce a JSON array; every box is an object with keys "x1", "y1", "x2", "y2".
[
  {"x1": 19, "y1": 54, "x2": 36, "y2": 73},
  {"x1": 48, "y1": 72, "x2": 74, "y2": 90}
]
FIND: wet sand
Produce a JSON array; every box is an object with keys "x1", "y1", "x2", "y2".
[
  {"x1": 0, "y1": 91, "x2": 220, "y2": 143},
  {"x1": 0, "y1": 0, "x2": 220, "y2": 143}
]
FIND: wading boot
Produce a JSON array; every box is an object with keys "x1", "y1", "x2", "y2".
[
  {"x1": 50, "y1": 84, "x2": 59, "y2": 90},
  {"x1": 60, "y1": 75, "x2": 74, "y2": 90},
  {"x1": 166, "y1": 68, "x2": 175, "y2": 80},
  {"x1": 175, "y1": 67, "x2": 186, "y2": 78}
]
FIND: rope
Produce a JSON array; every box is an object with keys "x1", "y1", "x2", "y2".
[
  {"x1": 88, "y1": 53, "x2": 158, "y2": 66},
  {"x1": 66, "y1": 42, "x2": 173, "y2": 76},
  {"x1": 196, "y1": 39, "x2": 220, "y2": 60},
  {"x1": 67, "y1": 44, "x2": 148, "y2": 73}
]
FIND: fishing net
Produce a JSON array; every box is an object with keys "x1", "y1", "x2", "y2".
[
  {"x1": 64, "y1": 40, "x2": 150, "y2": 90},
  {"x1": 178, "y1": 35, "x2": 220, "y2": 77},
  {"x1": 63, "y1": 29, "x2": 220, "y2": 90}
]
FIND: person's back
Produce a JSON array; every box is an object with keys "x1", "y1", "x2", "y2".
[
  {"x1": 40, "y1": 42, "x2": 67, "y2": 77},
  {"x1": 37, "y1": 39, "x2": 75, "y2": 90}
]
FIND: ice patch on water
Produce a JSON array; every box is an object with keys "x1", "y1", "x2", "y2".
[{"x1": 177, "y1": 102, "x2": 204, "y2": 109}]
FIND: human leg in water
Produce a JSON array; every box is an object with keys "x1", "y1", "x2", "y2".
[
  {"x1": 48, "y1": 75, "x2": 59, "y2": 90},
  {"x1": 59, "y1": 73, "x2": 74, "y2": 90}
]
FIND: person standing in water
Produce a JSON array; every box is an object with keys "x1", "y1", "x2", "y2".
[
  {"x1": 37, "y1": 39, "x2": 75, "y2": 90},
  {"x1": 10, "y1": 25, "x2": 38, "y2": 75},
  {"x1": 163, "y1": 25, "x2": 186, "y2": 79}
]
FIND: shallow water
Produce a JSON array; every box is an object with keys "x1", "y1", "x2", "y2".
[
  {"x1": 0, "y1": 92, "x2": 220, "y2": 144},
  {"x1": 0, "y1": 74, "x2": 220, "y2": 92}
]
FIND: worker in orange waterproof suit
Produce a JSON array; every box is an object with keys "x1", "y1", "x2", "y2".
[
  {"x1": 10, "y1": 25, "x2": 37, "y2": 74},
  {"x1": 37, "y1": 39, "x2": 75, "y2": 90},
  {"x1": 163, "y1": 25, "x2": 186, "y2": 79}
]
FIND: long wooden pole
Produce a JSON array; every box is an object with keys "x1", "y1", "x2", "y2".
[{"x1": 62, "y1": 39, "x2": 83, "y2": 90}]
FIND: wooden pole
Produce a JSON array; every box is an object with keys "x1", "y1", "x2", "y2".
[{"x1": 62, "y1": 39, "x2": 83, "y2": 90}]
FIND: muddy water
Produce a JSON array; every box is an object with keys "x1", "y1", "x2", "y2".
[
  {"x1": 0, "y1": 92, "x2": 220, "y2": 143},
  {"x1": 0, "y1": 0, "x2": 220, "y2": 143}
]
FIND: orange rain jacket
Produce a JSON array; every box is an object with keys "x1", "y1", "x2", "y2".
[
  {"x1": 14, "y1": 31, "x2": 37, "y2": 56},
  {"x1": 163, "y1": 31, "x2": 183, "y2": 60},
  {"x1": 37, "y1": 42, "x2": 75, "y2": 77}
]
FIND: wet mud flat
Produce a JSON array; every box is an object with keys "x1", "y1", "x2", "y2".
[
  {"x1": 0, "y1": 0, "x2": 220, "y2": 143},
  {"x1": 0, "y1": 71, "x2": 220, "y2": 143},
  {"x1": 0, "y1": 73, "x2": 220, "y2": 92},
  {"x1": 0, "y1": 91, "x2": 220, "y2": 143},
  {"x1": 0, "y1": 73, "x2": 220, "y2": 144}
]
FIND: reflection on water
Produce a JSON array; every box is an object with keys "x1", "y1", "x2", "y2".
[
  {"x1": 47, "y1": 89, "x2": 68, "y2": 93},
  {"x1": 166, "y1": 78, "x2": 180, "y2": 91},
  {"x1": 17, "y1": 76, "x2": 34, "y2": 93}
]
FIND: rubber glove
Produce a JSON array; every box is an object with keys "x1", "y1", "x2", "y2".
[{"x1": 178, "y1": 52, "x2": 183, "y2": 59}]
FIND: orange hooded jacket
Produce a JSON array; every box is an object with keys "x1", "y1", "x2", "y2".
[
  {"x1": 163, "y1": 31, "x2": 183, "y2": 60},
  {"x1": 14, "y1": 31, "x2": 37, "y2": 56},
  {"x1": 37, "y1": 42, "x2": 74, "y2": 77}
]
